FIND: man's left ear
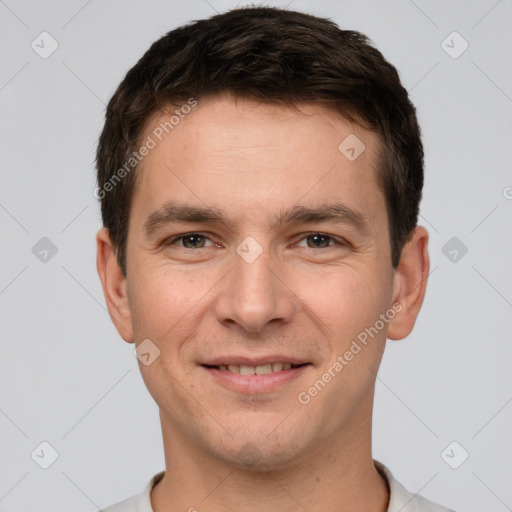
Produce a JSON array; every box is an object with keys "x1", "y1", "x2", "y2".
[{"x1": 387, "y1": 225, "x2": 430, "y2": 340}]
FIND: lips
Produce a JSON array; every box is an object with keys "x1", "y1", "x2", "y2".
[
  {"x1": 203, "y1": 362, "x2": 309, "y2": 375},
  {"x1": 201, "y1": 358, "x2": 311, "y2": 393},
  {"x1": 201, "y1": 356, "x2": 309, "y2": 366}
]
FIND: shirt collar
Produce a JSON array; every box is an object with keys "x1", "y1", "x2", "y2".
[{"x1": 139, "y1": 461, "x2": 446, "y2": 512}]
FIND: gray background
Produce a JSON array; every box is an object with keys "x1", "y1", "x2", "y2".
[{"x1": 1, "y1": 0, "x2": 511, "y2": 511}]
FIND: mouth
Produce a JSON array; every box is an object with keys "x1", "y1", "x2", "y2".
[
  {"x1": 201, "y1": 362, "x2": 309, "y2": 375},
  {"x1": 200, "y1": 359, "x2": 312, "y2": 393}
]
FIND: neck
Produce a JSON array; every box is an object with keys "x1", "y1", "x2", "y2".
[{"x1": 151, "y1": 396, "x2": 389, "y2": 512}]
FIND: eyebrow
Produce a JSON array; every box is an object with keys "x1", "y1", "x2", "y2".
[{"x1": 143, "y1": 201, "x2": 371, "y2": 237}]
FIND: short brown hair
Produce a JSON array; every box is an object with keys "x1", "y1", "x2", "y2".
[{"x1": 96, "y1": 6, "x2": 424, "y2": 275}]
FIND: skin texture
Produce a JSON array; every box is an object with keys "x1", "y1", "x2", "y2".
[{"x1": 97, "y1": 93, "x2": 430, "y2": 512}]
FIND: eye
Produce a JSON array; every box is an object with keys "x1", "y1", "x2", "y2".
[
  {"x1": 296, "y1": 233, "x2": 340, "y2": 249},
  {"x1": 164, "y1": 232, "x2": 345, "y2": 251},
  {"x1": 166, "y1": 233, "x2": 214, "y2": 249}
]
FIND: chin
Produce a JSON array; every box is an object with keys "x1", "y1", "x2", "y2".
[
  {"x1": 210, "y1": 431, "x2": 310, "y2": 473},
  {"x1": 198, "y1": 405, "x2": 327, "y2": 469}
]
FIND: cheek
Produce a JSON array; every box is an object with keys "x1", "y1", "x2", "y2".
[
  {"x1": 128, "y1": 263, "x2": 207, "y2": 342},
  {"x1": 296, "y1": 265, "x2": 386, "y2": 341}
]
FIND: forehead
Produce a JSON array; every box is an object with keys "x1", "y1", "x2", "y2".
[{"x1": 131, "y1": 95, "x2": 386, "y2": 231}]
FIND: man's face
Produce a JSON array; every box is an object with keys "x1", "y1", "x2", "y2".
[{"x1": 122, "y1": 95, "x2": 399, "y2": 468}]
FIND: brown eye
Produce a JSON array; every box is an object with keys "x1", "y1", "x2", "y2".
[
  {"x1": 163, "y1": 232, "x2": 218, "y2": 251},
  {"x1": 304, "y1": 233, "x2": 334, "y2": 248},
  {"x1": 181, "y1": 234, "x2": 207, "y2": 248},
  {"x1": 307, "y1": 233, "x2": 332, "y2": 248}
]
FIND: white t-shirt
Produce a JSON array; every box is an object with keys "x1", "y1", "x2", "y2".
[{"x1": 101, "y1": 461, "x2": 456, "y2": 512}]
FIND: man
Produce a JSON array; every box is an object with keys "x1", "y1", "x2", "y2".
[{"x1": 95, "y1": 6, "x2": 456, "y2": 512}]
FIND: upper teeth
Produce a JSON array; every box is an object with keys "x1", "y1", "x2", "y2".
[{"x1": 218, "y1": 363, "x2": 293, "y2": 374}]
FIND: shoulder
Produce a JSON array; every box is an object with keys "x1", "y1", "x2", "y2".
[
  {"x1": 100, "y1": 471, "x2": 165, "y2": 512},
  {"x1": 375, "y1": 461, "x2": 458, "y2": 512},
  {"x1": 408, "y1": 492, "x2": 458, "y2": 512},
  {"x1": 100, "y1": 495, "x2": 139, "y2": 512}
]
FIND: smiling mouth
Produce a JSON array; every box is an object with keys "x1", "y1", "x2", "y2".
[{"x1": 202, "y1": 363, "x2": 310, "y2": 375}]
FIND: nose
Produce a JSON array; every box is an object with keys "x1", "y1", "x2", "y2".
[{"x1": 213, "y1": 248, "x2": 296, "y2": 333}]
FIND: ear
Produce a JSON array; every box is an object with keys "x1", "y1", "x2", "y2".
[
  {"x1": 96, "y1": 228, "x2": 134, "y2": 343},
  {"x1": 387, "y1": 225, "x2": 430, "y2": 340}
]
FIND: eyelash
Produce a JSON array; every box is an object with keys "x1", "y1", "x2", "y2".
[{"x1": 164, "y1": 232, "x2": 347, "y2": 249}]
